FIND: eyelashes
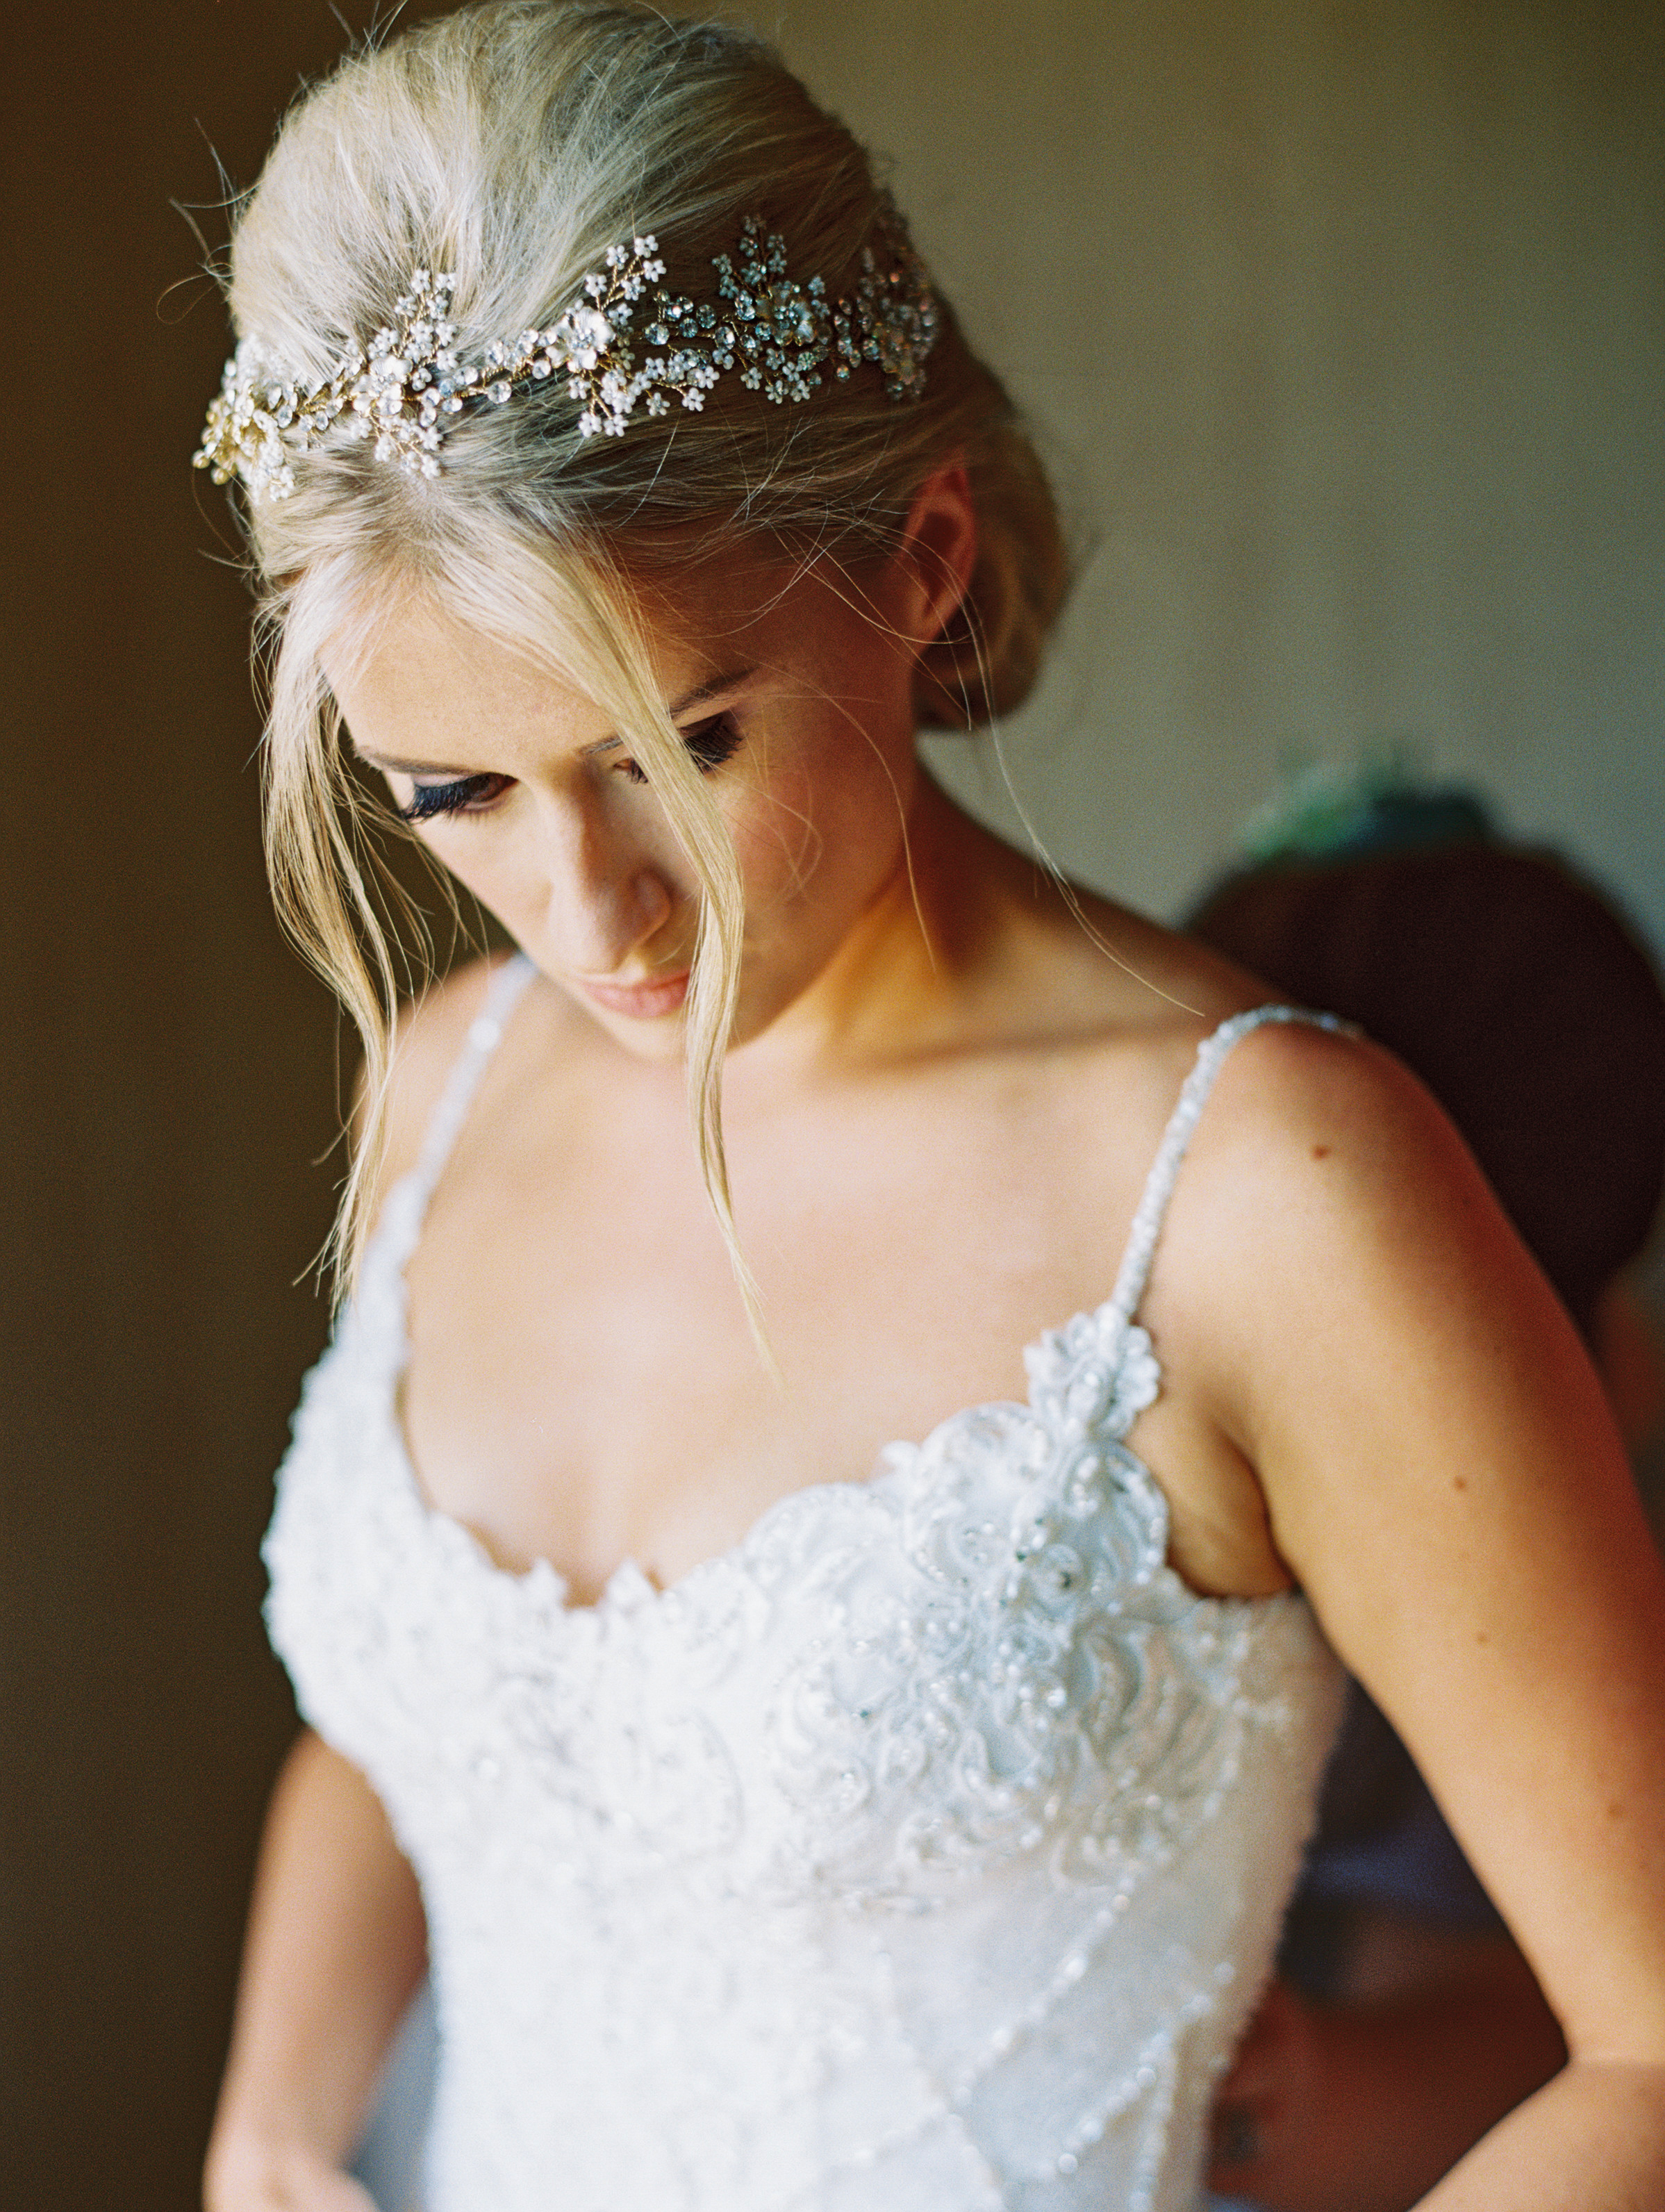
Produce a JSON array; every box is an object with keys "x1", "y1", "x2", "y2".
[
  {"x1": 396, "y1": 771, "x2": 513, "y2": 823},
  {"x1": 686, "y1": 712, "x2": 745, "y2": 773},
  {"x1": 615, "y1": 713, "x2": 743, "y2": 786},
  {"x1": 394, "y1": 713, "x2": 745, "y2": 821}
]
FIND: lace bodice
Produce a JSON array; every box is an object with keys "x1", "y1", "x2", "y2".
[{"x1": 265, "y1": 962, "x2": 1345, "y2": 2212}]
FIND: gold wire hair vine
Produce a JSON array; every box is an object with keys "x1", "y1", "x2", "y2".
[{"x1": 196, "y1": 215, "x2": 940, "y2": 504}]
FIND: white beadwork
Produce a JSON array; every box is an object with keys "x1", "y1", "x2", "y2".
[{"x1": 264, "y1": 966, "x2": 1345, "y2": 2211}]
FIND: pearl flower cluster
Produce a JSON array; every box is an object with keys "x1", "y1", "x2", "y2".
[{"x1": 195, "y1": 216, "x2": 938, "y2": 504}]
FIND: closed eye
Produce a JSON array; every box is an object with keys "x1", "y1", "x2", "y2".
[
  {"x1": 615, "y1": 712, "x2": 745, "y2": 786},
  {"x1": 395, "y1": 771, "x2": 515, "y2": 823}
]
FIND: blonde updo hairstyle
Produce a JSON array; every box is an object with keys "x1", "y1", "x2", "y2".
[{"x1": 223, "y1": 0, "x2": 1069, "y2": 1307}]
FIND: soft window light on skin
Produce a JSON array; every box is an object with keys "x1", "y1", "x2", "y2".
[{"x1": 326, "y1": 477, "x2": 979, "y2": 1066}]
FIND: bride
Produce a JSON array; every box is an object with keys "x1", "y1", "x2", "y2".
[{"x1": 197, "y1": 5, "x2": 1665, "y2": 2208}]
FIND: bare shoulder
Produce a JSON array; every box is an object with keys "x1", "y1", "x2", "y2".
[
  {"x1": 997, "y1": 884, "x2": 1311, "y2": 1147},
  {"x1": 1010, "y1": 870, "x2": 1265, "y2": 1043},
  {"x1": 1141, "y1": 1007, "x2": 1604, "y2": 1558},
  {"x1": 361, "y1": 953, "x2": 527, "y2": 1200},
  {"x1": 968, "y1": 850, "x2": 1459, "y2": 1229},
  {"x1": 1164, "y1": 1011, "x2": 1498, "y2": 1273},
  {"x1": 1141, "y1": 1012, "x2": 1514, "y2": 1349}
]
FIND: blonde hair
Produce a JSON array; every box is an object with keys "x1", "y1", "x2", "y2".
[{"x1": 219, "y1": 0, "x2": 1070, "y2": 1306}]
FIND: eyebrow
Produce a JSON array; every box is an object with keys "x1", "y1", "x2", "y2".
[{"x1": 352, "y1": 663, "x2": 760, "y2": 777}]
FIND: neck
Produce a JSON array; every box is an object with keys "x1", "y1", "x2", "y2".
[{"x1": 727, "y1": 770, "x2": 1027, "y2": 1087}]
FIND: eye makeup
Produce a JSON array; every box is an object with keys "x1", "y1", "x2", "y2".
[
  {"x1": 615, "y1": 713, "x2": 745, "y2": 786},
  {"x1": 389, "y1": 711, "x2": 747, "y2": 821},
  {"x1": 395, "y1": 772, "x2": 513, "y2": 823}
]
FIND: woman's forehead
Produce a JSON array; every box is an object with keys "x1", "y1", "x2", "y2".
[
  {"x1": 330, "y1": 547, "x2": 865, "y2": 722},
  {"x1": 326, "y1": 595, "x2": 777, "y2": 768}
]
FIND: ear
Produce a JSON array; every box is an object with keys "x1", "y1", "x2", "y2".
[{"x1": 888, "y1": 461, "x2": 979, "y2": 654}]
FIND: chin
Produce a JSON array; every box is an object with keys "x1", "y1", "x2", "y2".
[{"x1": 593, "y1": 1010, "x2": 690, "y2": 1063}]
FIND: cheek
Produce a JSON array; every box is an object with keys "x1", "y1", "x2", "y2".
[
  {"x1": 410, "y1": 824, "x2": 495, "y2": 896},
  {"x1": 727, "y1": 768, "x2": 825, "y2": 902},
  {"x1": 410, "y1": 823, "x2": 541, "y2": 927},
  {"x1": 727, "y1": 727, "x2": 909, "y2": 927}
]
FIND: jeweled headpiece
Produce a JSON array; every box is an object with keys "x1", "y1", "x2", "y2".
[{"x1": 197, "y1": 216, "x2": 938, "y2": 504}]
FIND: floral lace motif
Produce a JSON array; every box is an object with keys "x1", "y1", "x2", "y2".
[
  {"x1": 264, "y1": 975, "x2": 1347, "y2": 2211},
  {"x1": 761, "y1": 1310, "x2": 1235, "y2": 1892}
]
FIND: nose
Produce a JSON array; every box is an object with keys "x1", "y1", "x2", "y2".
[{"x1": 536, "y1": 794, "x2": 676, "y2": 977}]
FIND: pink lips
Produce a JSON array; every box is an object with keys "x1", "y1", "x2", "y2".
[{"x1": 578, "y1": 968, "x2": 690, "y2": 1019}]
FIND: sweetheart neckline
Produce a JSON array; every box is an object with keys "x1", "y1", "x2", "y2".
[
  {"x1": 356, "y1": 986, "x2": 1344, "y2": 1622},
  {"x1": 366, "y1": 1166, "x2": 1289, "y2": 1621}
]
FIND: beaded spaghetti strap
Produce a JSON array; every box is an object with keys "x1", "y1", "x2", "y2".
[
  {"x1": 1105, "y1": 1005, "x2": 1355, "y2": 1332},
  {"x1": 407, "y1": 952, "x2": 539, "y2": 1212}
]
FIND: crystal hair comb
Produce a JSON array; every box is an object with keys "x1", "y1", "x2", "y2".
[{"x1": 196, "y1": 216, "x2": 938, "y2": 504}]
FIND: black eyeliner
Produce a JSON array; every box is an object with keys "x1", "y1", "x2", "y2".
[
  {"x1": 396, "y1": 773, "x2": 504, "y2": 822},
  {"x1": 682, "y1": 713, "x2": 744, "y2": 773}
]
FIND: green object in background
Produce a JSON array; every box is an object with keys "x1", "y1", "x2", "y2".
[{"x1": 1238, "y1": 748, "x2": 1495, "y2": 870}]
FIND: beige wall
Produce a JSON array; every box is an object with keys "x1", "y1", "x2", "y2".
[{"x1": 743, "y1": 0, "x2": 1665, "y2": 950}]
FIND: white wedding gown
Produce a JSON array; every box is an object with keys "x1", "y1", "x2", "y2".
[{"x1": 265, "y1": 957, "x2": 1345, "y2": 2211}]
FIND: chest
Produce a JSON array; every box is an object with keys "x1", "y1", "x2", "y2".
[
  {"x1": 400, "y1": 1068, "x2": 1156, "y2": 1602},
  {"x1": 278, "y1": 1243, "x2": 1341, "y2": 1904}
]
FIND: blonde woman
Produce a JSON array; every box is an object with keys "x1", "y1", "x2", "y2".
[{"x1": 197, "y1": 7, "x2": 1665, "y2": 2210}]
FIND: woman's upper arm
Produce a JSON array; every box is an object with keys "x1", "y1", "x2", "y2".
[{"x1": 1177, "y1": 1024, "x2": 1665, "y2": 2065}]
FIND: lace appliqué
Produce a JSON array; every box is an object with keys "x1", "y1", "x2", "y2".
[
  {"x1": 262, "y1": 987, "x2": 1349, "y2": 2211},
  {"x1": 763, "y1": 1307, "x2": 1242, "y2": 1888}
]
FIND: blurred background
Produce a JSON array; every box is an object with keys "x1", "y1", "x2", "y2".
[{"x1": 3, "y1": 2, "x2": 1660, "y2": 2204}]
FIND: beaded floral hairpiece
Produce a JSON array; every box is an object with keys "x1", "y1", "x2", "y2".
[{"x1": 196, "y1": 215, "x2": 938, "y2": 504}]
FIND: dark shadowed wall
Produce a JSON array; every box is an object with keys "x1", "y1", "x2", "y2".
[
  {"x1": 2, "y1": 5, "x2": 1659, "y2": 2209},
  {"x1": 1, "y1": 8, "x2": 453, "y2": 2205}
]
